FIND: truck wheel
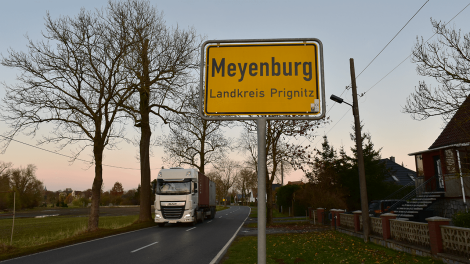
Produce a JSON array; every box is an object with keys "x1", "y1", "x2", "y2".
[{"x1": 158, "y1": 223, "x2": 165, "y2": 227}]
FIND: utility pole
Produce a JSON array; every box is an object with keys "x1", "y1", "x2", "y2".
[{"x1": 350, "y1": 58, "x2": 371, "y2": 243}]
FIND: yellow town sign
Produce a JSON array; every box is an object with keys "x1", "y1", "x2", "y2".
[{"x1": 204, "y1": 42, "x2": 321, "y2": 116}]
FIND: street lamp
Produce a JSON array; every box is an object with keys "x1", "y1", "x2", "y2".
[
  {"x1": 329, "y1": 58, "x2": 371, "y2": 243},
  {"x1": 330, "y1": 94, "x2": 352, "y2": 107}
]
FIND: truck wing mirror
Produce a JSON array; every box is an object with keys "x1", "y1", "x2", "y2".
[
  {"x1": 194, "y1": 183, "x2": 198, "y2": 194},
  {"x1": 152, "y1": 181, "x2": 157, "y2": 195}
]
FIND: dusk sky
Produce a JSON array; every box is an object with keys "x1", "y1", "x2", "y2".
[{"x1": 1, "y1": 0, "x2": 469, "y2": 192}]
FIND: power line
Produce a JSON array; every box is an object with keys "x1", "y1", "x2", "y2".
[
  {"x1": 355, "y1": 0, "x2": 430, "y2": 80},
  {"x1": 308, "y1": 2, "x2": 470, "y2": 152},
  {"x1": 362, "y1": 1, "x2": 470, "y2": 96},
  {"x1": 321, "y1": 0, "x2": 430, "y2": 131},
  {"x1": 0, "y1": 134, "x2": 163, "y2": 171}
]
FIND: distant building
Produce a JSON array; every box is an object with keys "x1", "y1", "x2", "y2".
[
  {"x1": 72, "y1": 190, "x2": 84, "y2": 199},
  {"x1": 248, "y1": 188, "x2": 257, "y2": 203},
  {"x1": 287, "y1": 181, "x2": 303, "y2": 185},
  {"x1": 381, "y1": 156, "x2": 416, "y2": 186}
]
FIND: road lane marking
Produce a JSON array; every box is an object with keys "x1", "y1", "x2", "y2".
[
  {"x1": 219, "y1": 216, "x2": 222, "y2": 218},
  {"x1": 4, "y1": 227, "x2": 156, "y2": 262},
  {"x1": 210, "y1": 207, "x2": 251, "y2": 264},
  {"x1": 186, "y1": 227, "x2": 196, "y2": 231},
  {"x1": 207, "y1": 220, "x2": 212, "y2": 223},
  {"x1": 131, "y1": 242, "x2": 158, "y2": 253}
]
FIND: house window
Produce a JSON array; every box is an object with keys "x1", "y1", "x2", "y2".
[
  {"x1": 444, "y1": 149, "x2": 456, "y2": 174},
  {"x1": 408, "y1": 173, "x2": 415, "y2": 182},
  {"x1": 391, "y1": 175, "x2": 399, "y2": 182},
  {"x1": 457, "y1": 146, "x2": 470, "y2": 174},
  {"x1": 415, "y1": 154, "x2": 424, "y2": 177}
]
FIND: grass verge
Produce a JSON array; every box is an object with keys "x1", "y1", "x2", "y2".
[
  {"x1": 222, "y1": 230, "x2": 442, "y2": 264},
  {"x1": 0, "y1": 215, "x2": 154, "y2": 261},
  {"x1": 249, "y1": 206, "x2": 290, "y2": 218},
  {"x1": 245, "y1": 221, "x2": 313, "y2": 229},
  {"x1": 216, "y1": 206, "x2": 229, "y2": 211},
  {"x1": 0, "y1": 215, "x2": 139, "y2": 248}
]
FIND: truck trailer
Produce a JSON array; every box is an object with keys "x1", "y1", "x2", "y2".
[{"x1": 153, "y1": 168, "x2": 216, "y2": 227}]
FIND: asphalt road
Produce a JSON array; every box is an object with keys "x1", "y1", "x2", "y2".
[{"x1": 1, "y1": 206, "x2": 250, "y2": 264}]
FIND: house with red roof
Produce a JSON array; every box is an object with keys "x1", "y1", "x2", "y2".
[{"x1": 408, "y1": 95, "x2": 470, "y2": 218}]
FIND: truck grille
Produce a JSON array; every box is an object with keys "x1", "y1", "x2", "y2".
[{"x1": 161, "y1": 206, "x2": 185, "y2": 219}]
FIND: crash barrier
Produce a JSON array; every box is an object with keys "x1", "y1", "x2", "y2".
[{"x1": 315, "y1": 208, "x2": 470, "y2": 263}]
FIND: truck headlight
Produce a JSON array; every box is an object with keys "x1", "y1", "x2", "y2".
[
  {"x1": 155, "y1": 214, "x2": 162, "y2": 219},
  {"x1": 184, "y1": 213, "x2": 191, "y2": 218}
]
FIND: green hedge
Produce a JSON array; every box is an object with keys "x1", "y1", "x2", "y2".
[{"x1": 452, "y1": 210, "x2": 470, "y2": 228}]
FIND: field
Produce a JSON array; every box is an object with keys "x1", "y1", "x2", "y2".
[{"x1": 0, "y1": 215, "x2": 139, "y2": 248}]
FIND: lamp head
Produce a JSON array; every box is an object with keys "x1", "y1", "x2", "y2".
[{"x1": 330, "y1": 94, "x2": 344, "y2": 104}]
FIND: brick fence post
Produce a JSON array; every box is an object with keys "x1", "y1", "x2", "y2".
[
  {"x1": 426, "y1": 216, "x2": 451, "y2": 255},
  {"x1": 330, "y1": 209, "x2": 336, "y2": 228},
  {"x1": 336, "y1": 209, "x2": 344, "y2": 227},
  {"x1": 317, "y1": 208, "x2": 324, "y2": 225},
  {"x1": 380, "y1": 213, "x2": 397, "y2": 240},
  {"x1": 353, "y1": 210, "x2": 361, "y2": 233}
]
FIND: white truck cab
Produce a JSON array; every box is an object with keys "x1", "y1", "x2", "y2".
[{"x1": 153, "y1": 168, "x2": 215, "y2": 227}]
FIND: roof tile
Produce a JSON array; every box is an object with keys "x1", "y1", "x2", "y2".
[{"x1": 429, "y1": 95, "x2": 470, "y2": 149}]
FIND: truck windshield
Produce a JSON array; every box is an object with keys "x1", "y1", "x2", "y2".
[{"x1": 157, "y1": 181, "x2": 191, "y2": 195}]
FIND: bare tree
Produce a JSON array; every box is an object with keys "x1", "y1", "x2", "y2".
[
  {"x1": 242, "y1": 118, "x2": 325, "y2": 225},
  {"x1": 404, "y1": 19, "x2": 470, "y2": 124},
  {"x1": 212, "y1": 159, "x2": 240, "y2": 206},
  {"x1": 0, "y1": 10, "x2": 134, "y2": 230},
  {"x1": 234, "y1": 168, "x2": 257, "y2": 205},
  {"x1": 160, "y1": 87, "x2": 231, "y2": 174},
  {"x1": 8, "y1": 164, "x2": 44, "y2": 209},
  {"x1": 237, "y1": 130, "x2": 259, "y2": 175},
  {"x1": 0, "y1": 161, "x2": 13, "y2": 210},
  {"x1": 0, "y1": 161, "x2": 12, "y2": 176},
  {"x1": 107, "y1": 0, "x2": 201, "y2": 222},
  {"x1": 206, "y1": 171, "x2": 224, "y2": 205}
]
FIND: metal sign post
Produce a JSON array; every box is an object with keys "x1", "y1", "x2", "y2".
[
  {"x1": 199, "y1": 38, "x2": 325, "y2": 264},
  {"x1": 257, "y1": 117, "x2": 267, "y2": 263}
]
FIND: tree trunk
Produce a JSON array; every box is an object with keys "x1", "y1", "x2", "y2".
[
  {"x1": 139, "y1": 116, "x2": 152, "y2": 222},
  {"x1": 138, "y1": 38, "x2": 152, "y2": 223},
  {"x1": 88, "y1": 145, "x2": 103, "y2": 231}
]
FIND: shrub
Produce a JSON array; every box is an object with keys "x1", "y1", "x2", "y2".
[
  {"x1": 72, "y1": 199, "x2": 83, "y2": 207},
  {"x1": 56, "y1": 201, "x2": 68, "y2": 207},
  {"x1": 452, "y1": 210, "x2": 470, "y2": 228}
]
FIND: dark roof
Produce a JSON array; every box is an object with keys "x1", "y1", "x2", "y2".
[
  {"x1": 272, "y1": 184, "x2": 282, "y2": 191},
  {"x1": 287, "y1": 181, "x2": 303, "y2": 185},
  {"x1": 381, "y1": 158, "x2": 416, "y2": 186},
  {"x1": 429, "y1": 95, "x2": 470, "y2": 149}
]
